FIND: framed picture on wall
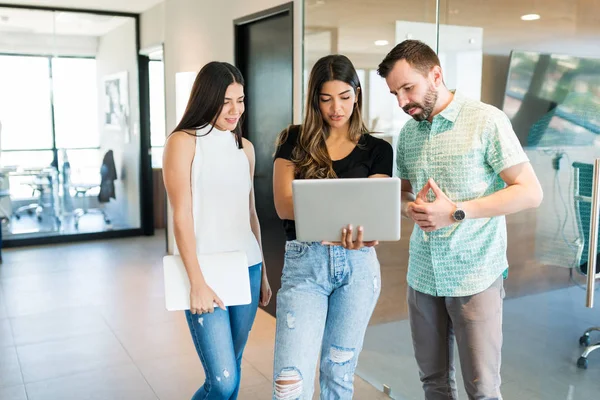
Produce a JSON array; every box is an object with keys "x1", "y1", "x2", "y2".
[{"x1": 103, "y1": 71, "x2": 129, "y2": 138}]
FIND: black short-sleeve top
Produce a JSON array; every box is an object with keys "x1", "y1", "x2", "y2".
[{"x1": 274, "y1": 125, "x2": 394, "y2": 241}]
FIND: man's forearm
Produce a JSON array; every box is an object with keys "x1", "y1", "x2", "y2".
[{"x1": 462, "y1": 183, "x2": 543, "y2": 219}]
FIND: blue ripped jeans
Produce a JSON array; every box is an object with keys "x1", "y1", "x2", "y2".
[
  {"x1": 185, "y1": 263, "x2": 262, "y2": 400},
  {"x1": 273, "y1": 242, "x2": 381, "y2": 400}
]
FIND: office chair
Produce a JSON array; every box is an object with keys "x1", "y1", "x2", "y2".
[
  {"x1": 572, "y1": 161, "x2": 600, "y2": 369},
  {"x1": 0, "y1": 173, "x2": 12, "y2": 221},
  {"x1": 13, "y1": 173, "x2": 46, "y2": 221},
  {"x1": 72, "y1": 183, "x2": 111, "y2": 229},
  {"x1": 72, "y1": 150, "x2": 116, "y2": 230},
  {"x1": 13, "y1": 169, "x2": 59, "y2": 224}
]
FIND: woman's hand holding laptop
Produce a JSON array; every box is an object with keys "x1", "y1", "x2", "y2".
[{"x1": 321, "y1": 224, "x2": 379, "y2": 250}]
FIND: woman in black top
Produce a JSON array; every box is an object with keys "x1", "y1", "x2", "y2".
[{"x1": 272, "y1": 54, "x2": 393, "y2": 399}]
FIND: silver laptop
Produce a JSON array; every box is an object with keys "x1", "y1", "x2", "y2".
[{"x1": 292, "y1": 177, "x2": 401, "y2": 242}]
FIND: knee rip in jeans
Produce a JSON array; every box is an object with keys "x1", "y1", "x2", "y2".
[
  {"x1": 328, "y1": 345, "x2": 355, "y2": 365},
  {"x1": 274, "y1": 368, "x2": 303, "y2": 400}
]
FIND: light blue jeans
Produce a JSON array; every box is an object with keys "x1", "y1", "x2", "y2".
[
  {"x1": 185, "y1": 263, "x2": 262, "y2": 400},
  {"x1": 273, "y1": 241, "x2": 381, "y2": 400}
]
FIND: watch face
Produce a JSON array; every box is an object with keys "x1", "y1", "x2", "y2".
[{"x1": 454, "y1": 209, "x2": 466, "y2": 221}]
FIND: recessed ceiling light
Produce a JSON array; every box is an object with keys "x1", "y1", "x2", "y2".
[
  {"x1": 521, "y1": 14, "x2": 540, "y2": 21},
  {"x1": 374, "y1": 40, "x2": 389, "y2": 46}
]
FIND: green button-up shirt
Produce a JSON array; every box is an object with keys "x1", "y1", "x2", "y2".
[{"x1": 397, "y1": 91, "x2": 529, "y2": 297}]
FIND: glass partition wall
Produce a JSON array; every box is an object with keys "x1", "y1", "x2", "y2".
[
  {"x1": 0, "y1": 6, "x2": 150, "y2": 243},
  {"x1": 304, "y1": 0, "x2": 600, "y2": 398}
]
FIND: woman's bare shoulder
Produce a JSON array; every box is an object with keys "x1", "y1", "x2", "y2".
[
  {"x1": 164, "y1": 130, "x2": 196, "y2": 163},
  {"x1": 167, "y1": 130, "x2": 196, "y2": 144}
]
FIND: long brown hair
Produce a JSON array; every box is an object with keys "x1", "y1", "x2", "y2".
[
  {"x1": 280, "y1": 55, "x2": 367, "y2": 179},
  {"x1": 172, "y1": 61, "x2": 245, "y2": 148}
]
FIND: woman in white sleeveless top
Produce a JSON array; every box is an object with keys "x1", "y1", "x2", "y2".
[{"x1": 163, "y1": 61, "x2": 272, "y2": 400}]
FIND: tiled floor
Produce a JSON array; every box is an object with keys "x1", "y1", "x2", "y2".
[{"x1": 0, "y1": 232, "x2": 389, "y2": 400}]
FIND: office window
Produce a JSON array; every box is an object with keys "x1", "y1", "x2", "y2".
[
  {"x1": 0, "y1": 150, "x2": 55, "y2": 199},
  {"x1": 0, "y1": 55, "x2": 100, "y2": 198},
  {"x1": 0, "y1": 151, "x2": 54, "y2": 170},
  {"x1": 0, "y1": 55, "x2": 54, "y2": 151},
  {"x1": 52, "y1": 57, "x2": 99, "y2": 149}
]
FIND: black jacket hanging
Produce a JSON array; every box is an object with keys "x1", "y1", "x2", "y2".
[{"x1": 98, "y1": 150, "x2": 117, "y2": 203}]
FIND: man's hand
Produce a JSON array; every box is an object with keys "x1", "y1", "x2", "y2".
[{"x1": 407, "y1": 178, "x2": 457, "y2": 232}]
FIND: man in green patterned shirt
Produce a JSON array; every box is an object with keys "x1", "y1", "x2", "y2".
[{"x1": 377, "y1": 40, "x2": 543, "y2": 399}]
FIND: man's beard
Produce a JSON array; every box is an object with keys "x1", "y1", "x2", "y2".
[{"x1": 403, "y1": 87, "x2": 438, "y2": 122}]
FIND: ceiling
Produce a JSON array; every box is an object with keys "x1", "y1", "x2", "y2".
[
  {"x1": 305, "y1": 0, "x2": 600, "y2": 60},
  {"x1": 1, "y1": 0, "x2": 598, "y2": 56},
  {"x1": 0, "y1": 0, "x2": 163, "y2": 13},
  {"x1": 0, "y1": 6, "x2": 132, "y2": 36}
]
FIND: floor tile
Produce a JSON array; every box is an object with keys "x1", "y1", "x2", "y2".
[
  {"x1": 243, "y1": 342, "x2": 275, "y2": 382},
  {"x1": 137, "y1": 353, "x2": 204, "y2": 400},
  {"x1": 237, "y1": 381, "x2": 273, "y2": 399},
  {"x1": 97, "y1": 296, "x2": 178, "y2": 332},
  {"x1": 0, "y1": 289, "x2": 7, "y2": 320},
  {"x1": 10, "y1": 307, "x2": 110, "y2": 346},
  {"x1": 17, "y1": 331, "x2": 132, "y2": 383},
  {"x1": 240, "y1": 359, "x2": 271, "y2": 388},
  {"x1": 0, "y1": 318, "x2": 14, "y2": 347},
  {"x1": 353, "y1": 376, "x2": 392, "y2": 400},
  {"x1": 0, "y1": 258, "x2": 75, "y2": 280},
  {"x1": 137, "y1": 348, "x2": 270, "y2": 400},
  {"x1": 0, "y1": 384, "x2": 27, "y2": 400},
  {"x1": 1, "y1": 270, "x2": 81, "y2": 296},
  {"x1": 243, "y1": 310, "x2": 277, "y2": 380},
  {"x1": 0, "y1": 346, "x2": 23, "y2": 388},
  {"x1": 112, "y1": 318, "x2": 195, "y2": 363},
  {"x1": 26, "y1": 364, "x2": 158, "y2": 400},
  {"x1": 1, "y1": 276, "x2": 102, "y2": 318}
]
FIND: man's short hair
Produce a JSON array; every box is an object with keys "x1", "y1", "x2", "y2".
[{"x1": 377, "y1": 40, "x2": 441, "y2": 78}]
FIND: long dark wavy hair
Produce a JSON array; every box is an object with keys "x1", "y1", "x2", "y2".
[
  {"x1": 172, "y1": 61, "x2": 245, "y2": 148},
  {"x1": 278, "y1": 55, "x2": 367, "y2": 179}
]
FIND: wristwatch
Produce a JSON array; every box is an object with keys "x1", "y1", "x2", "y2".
[{"x1": 452, "y1": 205, "x2": 466, "y2": 222}]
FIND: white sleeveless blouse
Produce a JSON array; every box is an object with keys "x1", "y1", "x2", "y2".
[{"x1": 190, "y1": 125, "x2": 262, "y2": 266}]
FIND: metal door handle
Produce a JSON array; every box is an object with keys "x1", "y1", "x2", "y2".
[{"x1": 586, "y1": 159, "x2": 600, "y2": 308}]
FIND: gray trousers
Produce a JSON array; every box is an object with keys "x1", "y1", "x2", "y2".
[{"x1": 408, "y1": 275, "x2": 504, "y2": 400}]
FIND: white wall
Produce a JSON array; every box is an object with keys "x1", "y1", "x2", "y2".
[
  {"x1": 160, "y1": 0, "x2": 303, "y2": 253},
  {"x1": 96, "y1": 18, "x2": 141, "y2": 229},
  {"x1": 0, "y1": 31, "x2": 97, "y2": 57},
  {"x1": 163, "y1": 0, "x2": 303, "y2": 131},
  {"x1": 140, "y1": 1, "x2": 165, "y2": 51}
]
